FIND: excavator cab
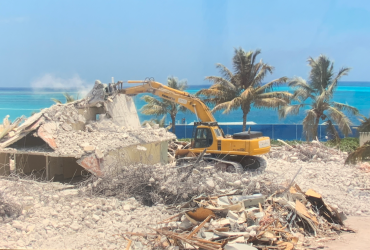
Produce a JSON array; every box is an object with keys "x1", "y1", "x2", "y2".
[{"x1": 192, "y1": 125, "x2": 213, "y2": 148}]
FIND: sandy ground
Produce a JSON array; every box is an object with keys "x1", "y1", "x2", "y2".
[{"x1": 323, "y1": 216, "x2": 370, "y2": 250}]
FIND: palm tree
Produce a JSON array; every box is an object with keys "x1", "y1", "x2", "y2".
[
  {"x1": 51, "y1": 93, "x2": 78, "y2": 104},
  {"x1": 197, "y1": 48, "x2": 291, "y2": 131},
  {"x1": 142, "y1": 115, "x2": 166, "y2": 128},
  {"x1": 357, "y1": 114, "x2": 370, "y2": 133},
  {"x1": 141, "y1": 76, "x2": 187, "y2": 134},
  {"x1": 279, "y1": 55, "x2": 359, "y2": 141},
  {"x1": 345, "y1": 113, "x2": 370, "y2": 164}
]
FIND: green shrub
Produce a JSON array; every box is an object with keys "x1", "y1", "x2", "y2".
[{"x1": 324, "y1": 137, "x2": 359, "y2": 153}]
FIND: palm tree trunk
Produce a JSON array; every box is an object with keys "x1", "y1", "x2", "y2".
[
  {"x1": 313, "y1": 116, "x2": 320, "y2": 140},
  {"x1": 171, "y1": 115, "x2": 176, "y2": 134},
  {"x1": 242, "y1": 112, "x2": 247, "y2": 132}
]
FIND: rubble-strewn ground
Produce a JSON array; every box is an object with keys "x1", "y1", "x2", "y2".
[{"x1": 0, "y1": 143, "x2": 369, "y2": 249}]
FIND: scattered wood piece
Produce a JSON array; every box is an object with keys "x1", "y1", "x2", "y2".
[
  {"x1": 125, "y1": 239, "x2": 132, "y2": 250},
  {"x1": 187, "y1": 215, "x2": 213, "y2": 239}
]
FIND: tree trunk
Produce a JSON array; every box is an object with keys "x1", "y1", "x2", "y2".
[
  {"x1": 242, "y1": 112, "x2": 247, "y2": 132},
  {"x1": 171, "y1": 115, "x2": 176, "y2": 134},
  {"x1": 312, "y1": 116, "x2": 320, "y2": 140}
]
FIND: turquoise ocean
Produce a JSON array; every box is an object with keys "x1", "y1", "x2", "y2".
[{"x1": 0, "y1": 82, "x2": 369, "y2": 125}]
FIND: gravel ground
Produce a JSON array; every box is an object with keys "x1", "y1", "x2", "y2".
[
  {"x1": 0, "y1": 145, "x2": 369, "y2": 249},
  {"x1": 266, "y1": 146, "x2": 370, "y2": 216},
  {"x1": 0, "y1": 179, "x2": 172, "y2": 249}
]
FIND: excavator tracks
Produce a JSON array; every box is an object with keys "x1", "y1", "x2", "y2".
[
  {"x1": 176, "y1": 154, "x2": 264, "y2": 174},
  {"x1": 207, "y1": 155, "x2": 263, "y2": 171},
  {"x1": 203, "y1": 157, "x2": 244, "y2": 173}
]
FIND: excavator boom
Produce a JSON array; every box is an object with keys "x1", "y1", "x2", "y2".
[{"x1": 118, "y1": 80, "x2": 216, "y2": 123}]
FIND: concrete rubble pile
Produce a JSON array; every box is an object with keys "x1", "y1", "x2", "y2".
[
  {"x1": 268, "y1": 140, "x2": 347, "y2": 163},
  {"x1": 0, "y1": 178, "x2": 173, "y2": 249},
  {"x1": 266, "y1": 143, "x2": 370, "y2": 216},
  {"x1": 0, "y1": 80, "x2": 176, "y2": 179},
  {"x1": 129, "y1": 184, "x2": 353, "y2": 250},
  {"x1": 80, "y1": 158, "x2": 274, "y2": 206}
]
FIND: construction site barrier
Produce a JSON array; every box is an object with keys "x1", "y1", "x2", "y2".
[{"x1": 168, "y1": 124, "x2": 359, "y2": 141}]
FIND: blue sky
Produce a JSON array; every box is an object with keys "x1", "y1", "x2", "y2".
[{"x1": 1, "y1": 0, "x2": 370, "y2": 88}]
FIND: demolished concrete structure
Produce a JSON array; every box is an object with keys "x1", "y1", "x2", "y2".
[{"x1": 0, "y1": 80, "x2": 176, "y2": 180}]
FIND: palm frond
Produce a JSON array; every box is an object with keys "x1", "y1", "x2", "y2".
[
  {"x1": 315, "y1": 89, "x2": 330, "y2": 108},
  {"x1": 278, "y1": 103, "x2": 308, "y2": 119},
  {"x1": 326, "y1": 106, "x2": 352, "y2": 137},
  {"x1": 141, "y1": 95, "x2": 166, "y2": 107},
  {"x1": 357, "y1": 114, "x2": 370, "y2": 132},
  {"x1": 141, "y1": 104, "x2": 168, "y2": 116},
  {"x1": 141, "y1": 114, "x2": 167, "y2": 128},
  {"x1": 308, "y1": 55, "x2": 334, "y2": 91},
  {"x1": 215, "y1": 63, "x2": 234, "y2": 81},
  {"x1": 326, "y1": 67, "x2": 351, "y2": 96},
  {"x1": 212, "y1": 97, "x2": 243, "y2": 114},
  {"x1": 345, "y1": 140, "x2": 370, "y2": 165},
  {"x1": 232, "y1": 48, "x2": 273, "y2": 89},
  {"x1": 205, "y1": 76, "x2": 236, "y2": 90},
  {"x1": 224, "y1": 97, "x2": 243, "y2": 113},
  {"x1": 211, "y1": 101, "x2": 232, "y2": 113},
  {"x1": 63, "y1": 93, "x2": 76, "y2": 103},
  {"x1": 257, "y1": 91, "x2": 293, "y2": 102},
  {"x1": 240, "y1": 88, "x2": 252, "y2": 99},
  {"x1": 251, "y1": 49, "x2": 261, "y2": 66},
  {"x1": 253, "y1": 98, "x2": 287, "y2": 110},
  {"x1": 51, "y1": 98, "x2": 62, "y2": 104},
  {"x1": 332, "y1": 102, "x2": 359, "y2": 116},
  {"x1": 289, "y1": 77, "x2": 315, "y2": 100},
  {"x1": 196, "y1": 88, "x2": 223, "y2": 97},
  {"x1": 255, "y1": 77, "x2": 288, "y2": 94},
  {"x1": 167, "y1": 76, "x2": 188, "y2": 91},
  {"x1": 140, "y1": 95, "x2": 168, "y2": 116},
  {"x1": 251, "y1": 62, "x2": 275, "y2": 87}
]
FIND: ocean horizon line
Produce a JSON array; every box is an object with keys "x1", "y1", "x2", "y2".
[{"x1": 1, "y1": 80, "x2": 370, "y2": 91}]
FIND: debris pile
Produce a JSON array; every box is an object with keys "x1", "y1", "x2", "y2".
[
  {"x1": 80, "y1": 156, "x2": 274, "y2": 206},
  {"x1": 0, "y1": 87, "x2": 176, "y2": 178},
  {"x1": 0, "y1": 190, "x2": 22, "y2": 220},
  {"x1": 132, "y1": 184, "x2": 352, "y2": 250},
  {"x1": 168, "y1": 140, "x2": 192, "y2": 160},
  {"x1": 0, "y1": 103, "x2": 175, "y2": 157},
  {"x1": 0, "y1": 152, "x2": 369, "y2": 249},
  {"x1": 0, "y1": 178, "x2": 172, "y2": 249},
  {"x1": 268, "y1": 140, "x2": 346, "y2": 163}
]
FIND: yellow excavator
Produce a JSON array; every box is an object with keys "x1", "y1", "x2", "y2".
[{"x1": 99, "y1": 79, "x2": 271, "y2": 172}]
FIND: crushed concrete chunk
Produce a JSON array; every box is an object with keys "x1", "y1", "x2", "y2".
[
  {"x1": 77, "y1": 114, "x2": 86, "y2": 123},
  {"x1": 85, "y1": 124, "x2": 94, "y2": 132},
  {"x1": 92, "y1": 214, "x2": 100, "y2": 222},
  {"x1": 61, "y1": 123, "x2": 72, "y2": 131},
  {"x1": 84, "y1": 145, "x2": 96, "y2": 152},
  {"x1": 95, "y1": 148, "x2": 104, "y2": 159},
  {"x1": 70, "y1": 222, "x2": 81, "y2": 231},
  {"x1": 137, "y1": 145, "x2": 147, "y2": 151}
]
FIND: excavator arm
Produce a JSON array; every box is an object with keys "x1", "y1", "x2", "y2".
[{"x1": 117, "y1": 80, "x2": 216, "y2": 123}]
